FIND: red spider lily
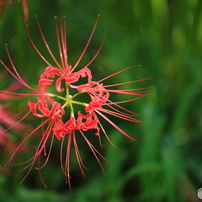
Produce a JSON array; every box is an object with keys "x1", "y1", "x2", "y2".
[
  {"x1": 0, "y1": 0, "x2": 28, "y2": 22},
  {"x1": 0, "y1": 15, "x2": 152, "y2": 188},
  {"x1": 0, "y1": 0, "x2": 18, "y2": 14},
  {"x1": 0, "y1": 71, "x2": 32, "y2": 151},
  {"x1": 0, "y1": 0, "x2": 14, "y2": 20},
  {"x1": 0, "y1": 0, "x2": 14, "y2": 9},
  {"x1": 0, "y1": 72, "x2": 32, "y2": 179},
  {"x1": 0, "y1": 76, "x2": 35, "y2": 178}
]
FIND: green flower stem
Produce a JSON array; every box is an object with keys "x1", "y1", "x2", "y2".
[
  {"x1": 71, "y1": 100, "x2": 88, "y2": 107},
  {"x1": 50, "y1": 89, "x2": 84, "y2": 102},
  {"x1": 71, "y1": 90, "x2": 85, "y2": 99},
  {"x1": 67, "y1": 101, "x2": 74, "y2": 117},
  {"x1": 51, "y1": 93, "x2": 88, "y2": 108},
  {"x1": 65, "y1": 83, "x2": 70, "y2": 99},
  {"x1": 50, "y1": 86, "x2": 87, "y2": 117},
  {"x1": 51, "y1": 94, "x2": 67, "y2": 101},
  {"x1": 61, "y1": 100, "x2": 75, "y2": 117},
  {"x1": 61, "y1": 101, "x2": 69, "y2": 108}
]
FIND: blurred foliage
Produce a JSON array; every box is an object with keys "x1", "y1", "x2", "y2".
[{"x1": 0, "y1": 0, "x2": 202, "y2": 201}]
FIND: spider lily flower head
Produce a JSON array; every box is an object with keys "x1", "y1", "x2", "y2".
[
  {"x1": 0, "y1": 0, "x2": 28, "y2": 22},
  {"x1": 0, "y1": 0, "x2": 18, "y2": 21},
  {"x1": 0, "y1": 71, "x2": 32, "y2": 152},
  {"x1": 0, "y1": 0, "x2": 16, "y2": 11},
  {"x1": 0, "y1": 14, "x2": 152, "y2": 188}
]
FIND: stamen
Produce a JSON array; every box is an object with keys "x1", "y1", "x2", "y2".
[
  {"x1": 26, "y1": 24, "x2": 52, "y2": 67},
  {"x1": 71, "y1": 14, "x2": 100, "y2": 72},
  {"x1": 36, "y1": 16, "x2": 63, "y2": 69},
  {"x1": 98, "y1": 65, "x2": 141, "y2": 83}
]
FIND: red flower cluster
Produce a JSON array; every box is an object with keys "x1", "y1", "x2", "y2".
[
  {"x1": 0, "y1": 71, "x2": 31, "y2": 151},
  {"x1": 0, "y1": 15, "x2": 152, "y2": 188},
  {"x1": 0, "y1": 0, "x2": 28, "y2": 21},
  {"x1": 0, "y1": 0, "x2": 14, "y2": 19}
]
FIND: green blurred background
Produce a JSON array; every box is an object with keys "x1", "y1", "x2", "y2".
[{"x1": 0, "y1": 0, "x2": 202, "y2": 201}]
